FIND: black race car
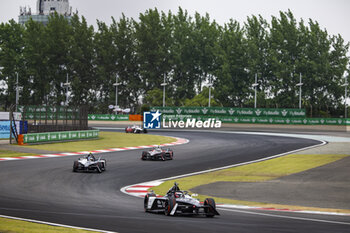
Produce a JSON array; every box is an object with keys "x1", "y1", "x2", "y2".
[
  {"x1": 141, "y1": 146, "x2": 173, "y2": 161},
  {"x1": 144, "y1": 183, "x2": 219, "y2": 217},
  {"x1": 73, "y1": 153, "x2": 106, "y2": 173}
]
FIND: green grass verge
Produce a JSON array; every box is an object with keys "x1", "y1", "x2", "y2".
[
  {"x1": 0, "y1": 149, "x2": 37, "y2": 158},
  {"x1": 151, "y1": 154, "x2": 350, "y2": 213},
  {"x1": 0, "y1": 217, "x2": 97, "y2": 233},
  {"x1": 13, "y1": 132, "x2": 176, "y2": 153}
]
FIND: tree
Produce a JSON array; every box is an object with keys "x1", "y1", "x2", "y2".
[
  {"x1": 144, "y1": 88, "x2": 173, "y2": 106},
  {"x1": 69, "y1": 14, "x2": 96, "y2": 106},
  {"x1": 22, "y1": 18, "x2": 48, "y2": 105},
  {"x1": 169, "y1": 8, "x2": 197, "y2": 104},
  {"x1": 111, "y1": 15, "x2": 142, "y2": 109},
  {"x1": 184, "y1": 87, "x2": 220, "y2": 107},
  {"x1": 192, "y1": 13, "x2": 220, "y2": 92},
  {"x1": 244, "y1": 15, "x2": 270, "y2": 108},
  {"x1": 94, "y1": 20, "x2": 117, "y2": 113},
  {"x1": 44, "y1": 13, "x2": 72, "y2": 106},
  {"x1": 134, "y1": 8, "x2": 172, "y2": 92},
  {"x1": 215, "y1": 19, "x2": 248, "y2": 107},
  {"x1": 268, "y1": 10, "x2": 303, "y2": 108},
  {"x1": 0, "y1": 20, "x2": 25, "y2": 110}
]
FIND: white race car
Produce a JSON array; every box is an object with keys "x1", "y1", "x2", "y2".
[
  {"x1": 73, "y1": 153, "x2": 106, "y2": 173},
  {"x1": 144, "y1": 183, "x2": 219, "y2": 217},
  {"x1": 125, "y1": 125, "x2": 148, "y2": 133}
]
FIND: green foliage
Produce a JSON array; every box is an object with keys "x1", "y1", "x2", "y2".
[
  {"x1": 144, "y1": 88, "x2": 174, "y2": 106},
  {"x1": 184, "y1": 87, "x2": 220, "y2": 107},
  {"x1": 0, "y1": 8, "x2": 349, "y2": 116}
]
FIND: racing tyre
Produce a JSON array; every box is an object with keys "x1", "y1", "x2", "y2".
[
  {"x1": 169, "y1": 152, "x2": 174, "y2": 160},
  {"x1": 143, "y1": 129, "x2": 148, "y2": 133},
  {"x1": 101, "y1": 160, "x2": 106, "y2": 171},
  {"x1": 204, "y1": 198, "x2": 216, "y2": 217},
  {"x1": 73, "y1": 161, "x2": 79, "y2": 172},
  {"x1": 141, "y1": 152, "x2": 147, "y2": 160},
  {"x1": 96, "y1": 164, "x2": 102, "y2": 173},
  {"x1": 165, "y1": 196, "x2": 176, "y2": 216},
  {"x1": 161, "y1": 153, "x2": 166, "y2": 161},
  {"x1": 144, "y1": 193, "x2": 156, "y2": 212}
]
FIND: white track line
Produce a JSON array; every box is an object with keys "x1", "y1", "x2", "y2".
[
  {"x1": 217, "y1": 208, "x2": 350, "y2": 225},
  {"x1": 0, "y1": 214, "x2": 116, "y2": 233}
]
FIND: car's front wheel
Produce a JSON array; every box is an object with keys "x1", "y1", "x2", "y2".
[
  {"x1": 96, "y1": 163, "x2": 102, "y2": 173},
  {"x1": 101, "y1": 160, "x2": 106, "y2": 171},
  {"x1": 165, "y1": 196, "x2": 176, "y2": 216},
  {"x1": 141, "y1": 152, "x2": 147, "y2": 160},
  {"x1": 73, "y1": 161, "x2": 79, "y2": 172},
  {"x1": 204, "y1": 198, "x2": 216, "y2": 217},
  {"x1": 144, "y1": 193, "x2": 156, "y2": 212}
]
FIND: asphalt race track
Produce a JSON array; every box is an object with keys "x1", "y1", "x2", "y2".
[{"x1": 0, "y1": 130, "x2": 350, "y2": 233}]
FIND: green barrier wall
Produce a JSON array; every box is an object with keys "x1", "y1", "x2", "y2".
[
  {"x1": 162, "y1": 115, "x2": 350, "y2": 126},
  {"x1": 150, "y1": 106, "x2": 305, "y2": 118},
  {"x1": 88, "y1": 114, "x2": 129, "y2": 121},
  {"x1": 23, "y1": 129, "x2": 99, "y2": 143}
]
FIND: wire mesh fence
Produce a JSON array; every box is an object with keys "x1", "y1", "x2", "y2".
[{"x1": 18, "y1": 105, "x2": 90, "y2": 133}]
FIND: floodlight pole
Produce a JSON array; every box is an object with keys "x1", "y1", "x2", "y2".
[
  {"x1": 62, "y1": 73, "x2": 71, "y2": 106},
  {"x1": 161, "y1": 74, "x2": 167, "y2": 107},
  {"x1": 346, "y1": 84, "x2": 348, "y2": 119},
  {"x1": 15, "y1": 72, "x2": 19, "y2": 111},
  {"x1": 252, "y1": 73, "x2": 258, "y2": 108},
  {"x1": 208, "y1": 75, "x2": 212, "y2": 108},
  {"x1": 342, "y1": 78, "x2": 348, "y2": 118},
  {"x1": 296, "y1": 73, "x2": 303, "y2": 109},
  {"x1": 113, "y1": 74, "x2": 121, "y2": 114}
]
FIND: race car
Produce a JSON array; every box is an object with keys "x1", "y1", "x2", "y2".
[
  {"x1": 72, "y1": 153, "x2": 106, "y2": 173},
  {"x1": 125, "y1": 125, "x2": 148, "y2": 133},
  {"x1": 141, "y1": 146, "x2": 173, "y2": 161},
  {"x1": 144, "y1": 182, "x2": 220, "y2": 217}
]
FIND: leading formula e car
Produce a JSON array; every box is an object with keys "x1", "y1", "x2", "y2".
[
  {"x1": 73, "y1": 153, "x2": 106, "y2": 173},
  {"x1": 125, "y1": 125, "x2": 148, "y2": 133},
  {"x1": 144, "y1": 183, "x2": 219, "y2": 217},
  {"x1": 141, "y1": 146, "x2": 173, "y2": 161}
]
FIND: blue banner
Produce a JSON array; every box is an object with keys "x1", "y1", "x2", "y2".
[{"x1": 0, "y1": 121, "x2": 10, "y2": 139}]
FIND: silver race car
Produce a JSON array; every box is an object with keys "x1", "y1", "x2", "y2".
[
  {"x1": 144, "y1": 183, "x2": 219, "y2": 217},
  {"x1": 73, "y1": 153, "x2": 106, "y2": 173},
  {"x1": 141, "y1": 146, "x2": 173, "y2": 161}
]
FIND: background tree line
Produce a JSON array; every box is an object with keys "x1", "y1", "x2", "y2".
[{"x1": 0, "y1": 8, "x2": 349, "y2": 117}]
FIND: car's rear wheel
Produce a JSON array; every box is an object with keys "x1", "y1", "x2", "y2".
[
  {"x1": 204, "y1": 198, "x2": 216, "y2": 217},
  {"x1": 73, "y1": 161, "x2": 79, "y2": 172},
  {"x1": 165, "y1": 196, "x2": 176, "y2": 216},
  {"x1": 144, "y1": 193, "x2": 156, "y2": 212}
]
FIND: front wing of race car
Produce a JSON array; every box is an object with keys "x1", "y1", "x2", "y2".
[{"x1": 144, "y1": 194, "x2": 219, "y2": 217}]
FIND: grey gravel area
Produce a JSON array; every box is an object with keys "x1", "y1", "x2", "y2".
[
  {"x1": 294, "y1": 142, "x2": 350, "y2": 155},
  {"x1": 192, "y1": 142, "x2": 350, "y2": 210}
]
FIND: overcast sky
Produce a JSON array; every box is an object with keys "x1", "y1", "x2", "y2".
[{"x1": 0, "y1": 0, "x2": 349, "y2": 44}]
